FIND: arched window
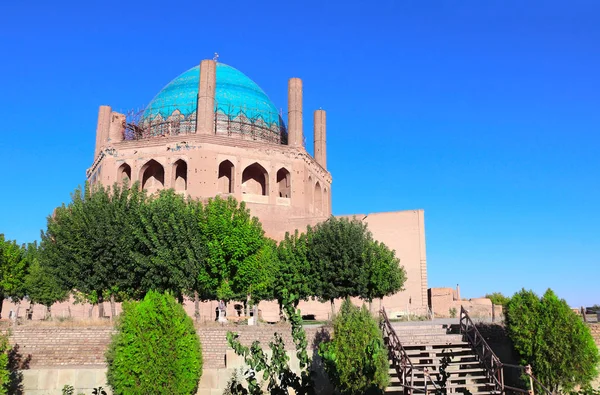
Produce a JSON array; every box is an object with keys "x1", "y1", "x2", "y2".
[
  {"x1": 173, "y1": 160, "x2": 187, "y2": 191},
  {"x1": 118, "y1": 163, "x2": 131, "y2": 184},
  {"x1": 242, "y1": 162, "x2": 268, "y2": 196},
  {"x1": 218, "y1": 160, "x2": 234, "y2": 194},
  {"x1": 276, "y1": 168, "x2": 291, "y2": 198},
  {"x1": 314, "y1": 182, "x2": 322, "y2": 213},
  {"x1": 140, "y1": 159, "x2": 165, "y2": 192}
]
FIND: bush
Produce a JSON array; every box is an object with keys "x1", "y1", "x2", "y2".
[
  {"x1": 505, "y1": 289, "x2": 599, "y2": 392},
  {"x1": 485, "y1": 292, "x2": 511, "y2": 307},
  {"x1": 106, "y1": 291, "x2": 202, "y2": 395},
  {"x1": 0, "y1": 333, "x2": 9, "y2": 395},
  {"x1": 449, "y1": 307, "x2": 457, "y2": 318},
  {"x1": 319, "y1": 299, "x2": 389, "y2": 395}
]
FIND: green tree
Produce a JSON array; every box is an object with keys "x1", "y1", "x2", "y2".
[
  {"x1": 361, "y1": 240, "x2": 406, "y2": 311},
  {"x1": 275, "y1": 230, "x2": 314, "y2": 309},
  {"x1": 132, "y1": 189, "x2": 207, "y2": 303},
  {"x1": 505, "y1": 289, "x2": 600, "y2": 392},
  {"x1": 484, "y1": 292, "x2": 511, "y2": 307},
  {"x1": 106, "y1": 291, "x2": 202, "y2": 395},
  {"x1": 319, "y1": 299, "x2": 389, "y2": 395},
  {"x1": 24, "y1": 243, "x2": 69, "y2": 318},
  {"x1": 233, "y1": 238, "x2": 278, "y2": 305},
  {"x1": 0, "y1": 235, "x2": 29, "y2": 318},
  {"x1": 197, "y1": 196, "x2": 265, "y2": 304},
  {"x1": 308, "y1": 217, "x2": 372, "y2": 315},
  {"x1": 41, "y1": 182, "x2": 145, "y2": 317}
]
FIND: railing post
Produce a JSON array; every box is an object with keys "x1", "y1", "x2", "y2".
[{"x1": 525, "y1": 365, "x2": 535, "y2": 395}]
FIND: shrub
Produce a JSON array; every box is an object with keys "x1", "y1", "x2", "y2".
[
  {"x1": 106, "y1": 291, "x2": 202, "y2": 395},
  {"x1": 505, "y1": 289, "x2": 599, "y2": 392},
  {"x1": 449, "y1": 307, "x2": 457, "y2": 318},
  {"x1": 0, "y1": 333, "x2": 9, "y2": 395},
  {"x1": 319, "y1": 299, "x2": 389, "y2": 395},
  {"x1": 485, "y1": 292, "x2": 511, "y2": 307}
]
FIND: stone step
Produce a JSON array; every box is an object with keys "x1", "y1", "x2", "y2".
[
  {"x1": 390, "y1": 375, "x2": 495, "y2": 385},
  {"x1": 408, "y1": 362, "x2": 480, "y2": 370},
  {"x1": 392, "y1": 327, "x2": 449, "y2": 333},
  {"x1": 390, "y1": 367, "x2": 486, "y2": 375},
  {"x1": 404, "y1": 347, "x2": 475, "y2": 356}
]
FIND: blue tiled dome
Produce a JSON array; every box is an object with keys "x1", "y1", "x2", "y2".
[{"x1": 143, "y1": 63, "x2": 281, "y2": 128}]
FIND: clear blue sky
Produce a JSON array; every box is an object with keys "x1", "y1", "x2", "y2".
[{"x1": 1, "y1": 1, "x2": 598, "y2": 307}]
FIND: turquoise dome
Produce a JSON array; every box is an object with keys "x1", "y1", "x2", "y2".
[{"x1": 143, "y1": 63, "x2": 282, "y2": 128}]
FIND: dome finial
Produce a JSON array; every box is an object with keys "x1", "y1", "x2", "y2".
[{"x1": 213, "y1": 52, "x2": 219, "y2": 62}]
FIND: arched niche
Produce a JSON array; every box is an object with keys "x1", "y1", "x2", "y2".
[
  {"x1": 118, "y1": 163, "x2": 131, "y2": 184},
  {"x1": 140, "y1": 159, "x2": 165, "y2": 192},
  {"x1": 314, "y1": 181, "x2": 323, "y2": 213},
  {"x1": 218, "y1": 160, "x2": 235, "y2": 194},
  {"x1": 242, "y1": 162, "x2": 268, "y2": 196},
  {"x1": 277, "y1": 167, "x2": 291, "y2": 198},
  {"x1": 173, "y1": 159, "x2": 187, "y2": 192}
]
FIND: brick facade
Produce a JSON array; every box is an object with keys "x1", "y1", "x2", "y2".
[{"x1": 6, "y1": 324, "x2": 331, "y2": 369}]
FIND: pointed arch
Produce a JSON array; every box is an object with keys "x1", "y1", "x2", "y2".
[
  {"x1": 218, "y1": 160, "x2": 235, "y2": 194},
  {"x1": 173, "y1": 159, "x2": 187, "y2": 191},
  {"x1": 242, "y1": 162, "x2": 268, "y2": 196},
  {"x1": 307, "y1": 175, "x2": 313, "y2": 210},
  {"x1": 314, "y1": 181, "x2": 322, "y2": 213},
  {"x1": 118, "y1": 163, "x2": 131, "y2": 184},
  {"x1": 140, "y1": 159, "x2": 165, "y2": 192},
  {"x1": 277, "y1": 167, "x2": 291, "y2": 198}
]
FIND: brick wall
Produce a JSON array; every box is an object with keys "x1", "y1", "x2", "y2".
[{"x1": 6, "y1": 324, "x2": 332, "y2": 369}]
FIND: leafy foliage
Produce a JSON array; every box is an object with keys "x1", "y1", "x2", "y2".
[
  {"x1": 106, "y1": 291, "x2": 202, "y2": 395},
  {"x1": 505, "y1": 289, "x2": 600, "y2": 392},
  {"x1": 41, "y1": 183, "x2": 145, "y2": 315},
  {"x1": 132, "y1": 189, "x2": 206, "y2": 302},
  {"x1": 226, "y1": 292, "x2": 314, "y2": 395},
  {"x1": 197, "y1": 196, "x2": 266, "y2": 302},
  {"x1": 0, "y1": 332, "x2": 9, "y2": 395},
  {"x1": 24, "y1": 243, "x2": 69, "y2": 317},
  {"x1": 361, "y1": 240, "x2": 406, "y2": 303},
  {"x1": 0, "y1": 234, "x2": 29, "y2": 317},
  {"x1": 318, "y1": 299, "x2": 389, "y2": 395},
  {"x1": 308, "y1": 217, "x2": 406, "y2": 313},
  {"x1": 275, "y1": 230, "x2": 314, "y2": 307},
  {"x1": 485, "y1": 292, "x2": 511, "y2": 307},
  {"x1": 308, "y1": 217, "x2": 371, "y2": 305}
]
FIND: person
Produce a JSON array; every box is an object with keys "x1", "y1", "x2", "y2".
[{"x1": 218, "y1": 300, "x2": 227, "y2": 322}]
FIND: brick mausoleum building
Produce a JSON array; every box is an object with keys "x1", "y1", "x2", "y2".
[{"x1": 87, "y1": 58, "x2": 428, "y2": 320}]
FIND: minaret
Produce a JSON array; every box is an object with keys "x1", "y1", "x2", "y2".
[
  {"x1": 287, "y1": 78, "x2": 303, "y2": 147},
  {"x1": 94, "y1": 105, "x2": 111, "y2": 158},
  {"x1": 313, "y1": 109, "x2": 327, "y2": 169},
  {"x1": 196, "y1": 59, "x2": 217, "y2": 135}
]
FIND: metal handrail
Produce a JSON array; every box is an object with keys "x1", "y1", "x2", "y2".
[
  {"x1": 502, "y1": 363, "x2": 553, "y2": 395},
  {"x1": 380, "y1": 307, "x2": 417, "y2": 394},
  {"x1": 459, "y1": 307, "x2": 553, "y2": 395},
  {"x1": 459, "y1": 306, "x2": 505, "y2": 393},
  {"x1": 379, "y1": 308, "x2": 445, "y2": 394}
]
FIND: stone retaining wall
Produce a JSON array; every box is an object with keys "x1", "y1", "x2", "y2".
[
  {"x1": 5, "y1": 324, "x2": 333, "y2": 394},
  {"x1": 588, "y1": 323, "x2": 600, "y2": 347},
  {"x1": 7, "y1": 324, "x2": 331, "y2": 369}
]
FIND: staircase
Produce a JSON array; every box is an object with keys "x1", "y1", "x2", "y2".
[{"x1": 384, "y1": 322, "x2": 499, "y2": 394}]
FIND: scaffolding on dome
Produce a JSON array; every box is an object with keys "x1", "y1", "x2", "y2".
[{"x1": 124, "y1": 102, "x2": 287, "y2": 145}]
